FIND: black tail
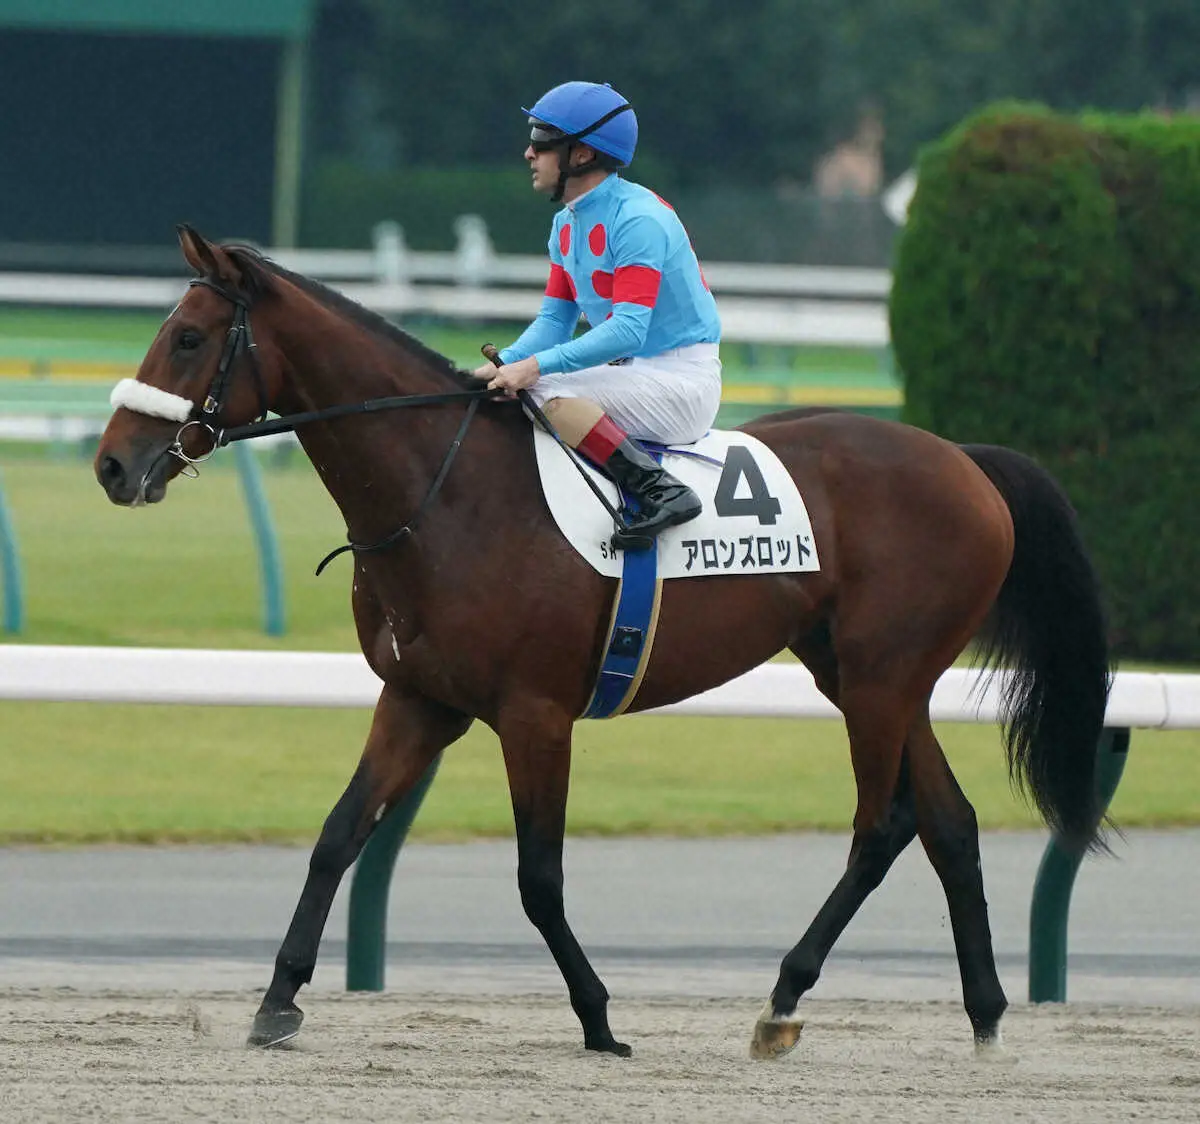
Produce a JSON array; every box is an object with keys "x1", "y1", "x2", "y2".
[{"x1": 962, "y1": 444, "x2": 1113, "y2": 852}]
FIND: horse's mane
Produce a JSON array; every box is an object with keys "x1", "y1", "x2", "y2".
[{"x1": 223, "y1": 243, "x2": 476, "y2": 389}]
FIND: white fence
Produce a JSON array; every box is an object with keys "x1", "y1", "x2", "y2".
[
  {"x1": 1, "y1": 645, "x2": 1195, "y2": 729},
  {"x1": 0, "y1": 220, "x2": 891, "y2": 348}
]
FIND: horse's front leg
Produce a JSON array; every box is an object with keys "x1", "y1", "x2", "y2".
[
  {"x1": 500, "y1": 707, "x2": 629, "y2": 1056},
  {"x1": 248, "y1": 685, "x2": 471, "y2": 1048}
]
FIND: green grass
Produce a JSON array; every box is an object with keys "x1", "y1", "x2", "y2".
[
  {"x1": 1, "y1": 702, "x2": 1196, "y2": 844},
  {"x1": 0, "y1": 428, "x2": 1196, "y2": 844},
  {"x1": 0, "y1": 307, "x2": 166, "y2": 348},
  {"x1": 2, "y1": 454, "x2": 357, "y2": 650},
  {"x1": 0, "y1": 307, "x2": 896, "y2": 433}
]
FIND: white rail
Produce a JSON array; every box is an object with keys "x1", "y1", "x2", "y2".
[
  {"x1": 0, "y1": 216, "x2": 893, "y2": 349},
  {"x1": 0, "y1": 645, "x2": 1194, "y2": 729},
  {"x1": 268, "y1": 245, "x2": 893, "y2": 300},
  {"x1": 0, "y1": 272, "x2": 888, "y2": 348}
]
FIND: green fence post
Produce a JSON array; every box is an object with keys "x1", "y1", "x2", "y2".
[
  {"x1": 232, "y1": 443, "x2": 286, "y2": 637},
  {"x1": 1028, "y1": 726, "x2": 1130, "y2": 1002},
  {"x1": 0, "y1": 468, "x2": 25, "y2": 634},
  {"x1": 346, "y1": 754, "x2": 442, "y2": 991}
]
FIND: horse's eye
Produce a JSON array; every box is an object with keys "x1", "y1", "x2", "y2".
[{"x1": 178, "y1": 329, "x2": 203, "y2": 352}]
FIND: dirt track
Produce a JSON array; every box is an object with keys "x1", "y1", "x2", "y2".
[{"x1": 0, "y1": 990, "x2": 1196, "y2": 1123}]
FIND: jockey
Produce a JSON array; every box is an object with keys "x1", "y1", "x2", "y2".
[{"x1": 474, "y1": 81, "x2": 722, "y2": 549}]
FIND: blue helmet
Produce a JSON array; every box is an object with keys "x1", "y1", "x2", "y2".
[{"x1": 523, "y1": 82, "x2": 637, "y2": 166}]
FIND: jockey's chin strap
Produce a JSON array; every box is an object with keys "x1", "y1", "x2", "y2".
[{"x1": 553, "y1": 151, "x2": 598, "y2": 203}]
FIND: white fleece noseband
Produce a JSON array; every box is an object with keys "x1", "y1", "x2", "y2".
[{"x1": 110, "y1": 378, "x2": 193, "y2": 423}]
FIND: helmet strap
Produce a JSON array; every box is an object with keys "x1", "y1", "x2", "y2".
[
  {"x1": 552, "y1": 147, "x2": 605, "y2": 202},
  {"x1": 538, "y1": 102, "x2": 635, "y2": 202},
  {"x1": 557, "y1": 102, "x2": 633, "y2": 147}
]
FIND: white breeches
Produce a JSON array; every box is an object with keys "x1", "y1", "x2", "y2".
[{"x1": 527, "y1": 343, "x2": 722, "y2": 445}]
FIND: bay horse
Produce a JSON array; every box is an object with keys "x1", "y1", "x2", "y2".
[{"x1": 95, "y1": 226, "x2": 1110, "y2": 1058}]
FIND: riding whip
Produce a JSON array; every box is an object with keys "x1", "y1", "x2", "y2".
[{"x1": 480, "y1": 343, "x2": 631, "y2": 535}]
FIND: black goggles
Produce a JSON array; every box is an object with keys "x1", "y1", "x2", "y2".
[{"x1": 529, "y1": 122, "x2": 567, "y2": 152}]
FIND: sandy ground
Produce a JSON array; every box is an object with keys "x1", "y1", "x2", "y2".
[{"x1": 0, "y1": 989, "x2": 1196, "y2": 1123}]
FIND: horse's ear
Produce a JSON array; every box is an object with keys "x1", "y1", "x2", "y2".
[
  {"x1": 176, "y1": 224, "x2": 244, "y2": 289},
  {"x1": 177, "y1": 224, "x2": 218, "y2": 275}
]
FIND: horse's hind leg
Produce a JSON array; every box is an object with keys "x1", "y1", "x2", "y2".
[
  {"x1": 752, "y1": 682, "x2": 917, "y2": 1059},
  {"x1": 248, "y1": 685, "x2": 471, "y2": 1048},
  {"x1": 498, "y1": 705, "x2": 628, "y2": 1056},
  {"x1": 907, "y1": 713, "x2": 1007, "y2": 1049}
]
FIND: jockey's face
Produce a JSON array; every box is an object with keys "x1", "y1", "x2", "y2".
[
  {"x1": 525, "y1": 143, "x2": 561, "y2": 195},
  {"x1": 525, "y1": 142, "x2": 600, "y2": 196}
]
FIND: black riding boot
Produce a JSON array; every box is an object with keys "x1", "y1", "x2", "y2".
[{"x1": 601, "y1": 438, "x2": 702, "y2": 551}]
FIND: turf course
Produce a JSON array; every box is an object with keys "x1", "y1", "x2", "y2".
[
  {"x1": 0, "y1": 306, "x2": 885, "y2": 376},
  {"x1": 0, "y1": 457, "x2": 1196, "y2": 843},
  {"x1": 0, "y1": 306, "x2": 900, "y2": 428}
]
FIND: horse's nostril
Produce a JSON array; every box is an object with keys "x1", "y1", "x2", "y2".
[{"x1": 98, "y1": 454, "x2": 125, "y2": 488}]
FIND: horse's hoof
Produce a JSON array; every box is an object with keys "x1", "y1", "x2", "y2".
[
  {"x1": 749, "y1": 999, "x2": 804, "y2": 1060},
  {"x1": 586, "y1": 1035, "x2": 633, "y2": 1058},
  {"x1": 247, "y1": 1003, "x2": 304, "y2": 1049},
  {"x1": 974, "y1": 1025, "x2": 1006, "y2": 1059}
]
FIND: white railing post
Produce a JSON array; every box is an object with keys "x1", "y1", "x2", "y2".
[
  {"x1": 371, "y1": 221, "x2": 410, "y2": 286},
  {"x1": 453, "y1": 214, "x2": 493, "y2": 289}
]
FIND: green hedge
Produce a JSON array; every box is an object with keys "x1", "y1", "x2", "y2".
[
  {"x1": 891, "y1": 103, "x2": 1200, "y2": 661},
  {"x1": 300, "y1": 160, "x2": 896, "y2": 266},
  {"x1": 302, "y1": 161, "x2": 553, "y2": 252}
]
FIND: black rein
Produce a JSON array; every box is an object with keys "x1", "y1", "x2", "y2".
[
  {"x1": 310, "y1": 394, "x2": 486, "y2": 576},
  {"x1": 188, "y1": 277, "x2": 498, "y2": 575}
]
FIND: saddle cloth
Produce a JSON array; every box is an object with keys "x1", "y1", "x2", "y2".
[{"x1": 533, "y1": 426, "x2": 821, "y2": 578}]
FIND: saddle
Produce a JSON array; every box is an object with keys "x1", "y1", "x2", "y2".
[{"x1": 530, "y1": 426, "x2": 821, "y2": 718}]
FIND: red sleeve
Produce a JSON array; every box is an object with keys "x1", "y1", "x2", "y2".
[
  {"x1": 545, "y1": 263, "x2": 577, "y2": 301},
  {"x1": 612, "y1": 265, "x2": 661, "y2": 308}
]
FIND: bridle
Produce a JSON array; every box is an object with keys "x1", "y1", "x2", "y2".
[
  {"x1": 165, "y1": 277, "x2": 270, "y2": 474},
  {"x1": 148, "y1": 276, "x2": 497, "y2": 572},
  {"x1": 132, "y1": 272, "x2": 636, "y2": 570}
]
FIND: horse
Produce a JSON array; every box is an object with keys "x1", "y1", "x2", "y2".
[{"x1": 95, "y1": 226, "x2": 1111, "y2": 1058}]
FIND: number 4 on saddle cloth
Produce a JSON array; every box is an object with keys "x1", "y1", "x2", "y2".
[{"x1": 532, "y1": 427, "x2": 821, "y2": 718}]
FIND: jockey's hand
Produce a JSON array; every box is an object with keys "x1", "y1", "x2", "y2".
[{"x1": 475, "y1": 356, "x2": 541, "y2": 397}]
